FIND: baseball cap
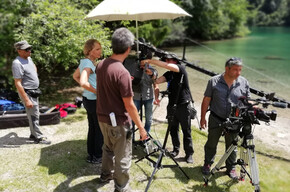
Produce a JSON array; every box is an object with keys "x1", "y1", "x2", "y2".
[
  {"x1": 14, "y1": 40, "x2": 32, "y2": 50},
  {"x1": 161, "y1": 53, "x2": 180, "y2": 64}
]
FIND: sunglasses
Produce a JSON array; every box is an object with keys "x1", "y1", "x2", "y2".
[{"x1": 21, "y1": 48, "x2": 32, "y2": 52}]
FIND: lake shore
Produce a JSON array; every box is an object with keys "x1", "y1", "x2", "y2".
[{"x1": 154, "y1": 65, "x2": 290, "y2": 156}]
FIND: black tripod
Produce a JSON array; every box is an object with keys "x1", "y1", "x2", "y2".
[
  {"x1": 203, "y1": 123, "x2": 260, "y2": 192},
  {"x1": 135, "y1": 75, "x2": 189, "y2": 192}
]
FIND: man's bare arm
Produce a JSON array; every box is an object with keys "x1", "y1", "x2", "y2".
[{"x1": 14, "y1": 78, "x2": 33, "y2": 108}]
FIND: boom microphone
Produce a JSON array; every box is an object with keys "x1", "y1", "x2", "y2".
[
  {"x1": 272, "y1": 102, "x2": 287, "y2": 108},
  {"x1": 135, "y1": 39, "x2": 290, "y2": 108}
]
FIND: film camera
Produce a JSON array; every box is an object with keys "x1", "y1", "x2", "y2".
[
  {"x1": 204, "y1": 96, "x2": 286, "y2": 191},
  {"x1": 224, "y1": 96, "x2": 286, "y2": 133},
  {"x1": 132, "y1": 38, "x2": 176, "y2": 61},
  {"x1": 126, "y1": 38, "x2": 160, "y2": 93}
]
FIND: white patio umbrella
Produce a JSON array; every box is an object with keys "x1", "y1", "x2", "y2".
[{"x1": 85, "y1": 0, "x2": 191, "y2": 55}]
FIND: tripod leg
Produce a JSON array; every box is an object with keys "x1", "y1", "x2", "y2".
[
  {"x1": 204, "y1": 144, "x2": 238, "y2": 185},
  {"x1": 145, "y1": 150, "x2": 164, "y2": 192},
  {"x1": 239, "y1": 148, "x2": 248, "y2": 181},
  {"x1": 247, "y1": 148, "x2": 260, "y2": 191},
  {"x1": 144, "y1": 116, "x2": 189, "y2": 191},
  {"x1": 168, "y1": 151, "x2": 190, "y2": 179}
]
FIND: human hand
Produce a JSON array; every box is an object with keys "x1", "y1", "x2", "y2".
[
  {"x1": 153, "y1": 99, "x2": 160, "y2": 106},
  {"x1": 140, "y1": 59, "x2": 150, "y2": 67},
  {"x1": 139, "y1": 128, "x2": 147, "y2": 141},
  {"x1": 25, "y1": 100, "x2": 33, "y2": 108},
  {"x1": 200, "y1": 118, "x2": 207, "y2": 130},
  {"x1": 145, "y1": 68, "x2": 153, "y2": 76}
]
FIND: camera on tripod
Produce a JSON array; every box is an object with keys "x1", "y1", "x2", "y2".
[
  {"x1": 132, "y1": 38, "x2": 177, "y2": 62},
  {"x1": 204, "y1": 95, "x2": 287, "y2": 191},
  {"x1": 231, "y1": 97, "x2": 276, "y2": 124},
  {"x1": 225, "y1": 95, "x2": 286, "y2": 133}
]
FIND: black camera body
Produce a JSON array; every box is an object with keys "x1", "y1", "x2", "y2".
[
  {"x1": 233, "y1": 97, "x2": 277, "y2": 123},
  {"x1": 224, "y1": 97, "x2": 280, "y2": 135},
  {"x1": 230, "y1": 104, "x2": 277, "y2": 126}
]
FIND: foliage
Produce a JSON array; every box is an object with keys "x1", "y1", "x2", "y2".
[
  {"x1": 285, "y1": 0, "x2": 290, "y2": 25},
  {"x1": 103, "y1": 20, "x2": 171, "y2": 47},
  {"x1": 0, "y1": 0, "x2": 35, "y2": 76},
  {"x1": 182, "y1": 0, "x2": 250, "y2": 40},
  {"x1": 248, "y1": 0, "x2": 289, "y2": 26},
  {"x1": 128, "y1": 20, "x2": 171, "y2": 46},
  {"x1": 160, "y1": 20, "x2": 188, "y2": 47},
  {"x1": 12, "y1": 0, "x2": 111, "y2": 92},
  {"x1": 71, "y1": 0, "x2": 101, "y2": 13}
]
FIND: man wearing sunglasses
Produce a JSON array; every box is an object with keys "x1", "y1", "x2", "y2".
[
  {"x1": 200, "y1": 57, "x2": 250, "y2": 179},
  {"x1": 12, "y1": 40, "x2": 51, "y2": 144}
]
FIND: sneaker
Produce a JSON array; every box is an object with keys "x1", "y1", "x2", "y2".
[
  {"x1": 35, "y1": 137, "x2": 51, "y2": 145},
  {"x1": 29, "y1": 134, "x2": 36, "y2": 140},
  {"x1": 185, "y1": 155, "x2": 193, "y2": 164},
  {"x1": 226, "y1": 169, "x2": 239, "y2": 180},
  {"x1": 86, "y1": 155, "x2": 93, "y2": 163},
  {"x1": 100, "y1": 173, "x2": 113, "y2": 183},
  {"x1": 169, "y1": 150, "x2": 179, "y2": 157},
  {"x1": 91, "y1": 156, "x2": 102, "y2": 164},
  {"x1": 202, "y1": 163, "x2": 211, "y2": 175}
]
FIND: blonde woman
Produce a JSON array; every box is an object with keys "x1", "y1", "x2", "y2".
[{"x1": 73, "y1": 39, "x2": 103, "y2": 164}]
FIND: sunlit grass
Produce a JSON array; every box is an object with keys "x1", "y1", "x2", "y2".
[{"x1": 0, "y1": 112, "x2": 289, "y2": 192}]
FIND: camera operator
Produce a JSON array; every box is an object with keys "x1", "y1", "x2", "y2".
[
  {"x1": 200, "y1": 57, "x2": 250, "y2": 179},
  {"x1": 141, "y1": 55, "x2": 194, "y2": 164},
  {"x1": 123, "y1": 53, "x2": 159, "y2": 134}
]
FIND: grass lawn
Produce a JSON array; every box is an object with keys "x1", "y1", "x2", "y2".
[{"x1": 0, "y1": 108, "x2": 289, "y2": 192}]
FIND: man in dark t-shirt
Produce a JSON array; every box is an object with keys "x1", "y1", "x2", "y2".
[
  {"x1": 141, "y1": 55, "x2": 194, "y2": 164},
  {"x1": 96, "y1": 28, "x2": 147, "y2": 192}
]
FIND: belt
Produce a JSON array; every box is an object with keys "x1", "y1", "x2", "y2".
[{"x1": 210, "y1": 111, "x2": 227, "y2": 122}]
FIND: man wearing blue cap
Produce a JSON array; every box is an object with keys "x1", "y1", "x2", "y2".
[{"x1": 12, "y1": 40, "x2": 51, "y2": 144}]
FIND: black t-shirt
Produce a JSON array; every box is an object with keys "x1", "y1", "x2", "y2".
[{"x1": 163, "y1": 65, "x2": 192, "y2": 106}]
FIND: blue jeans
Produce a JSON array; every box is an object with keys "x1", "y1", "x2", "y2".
[{"x1": 133, "y1": 98, "x2": 153, "y2": 133}]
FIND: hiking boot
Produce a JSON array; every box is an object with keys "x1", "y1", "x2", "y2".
[
  {"x1": 100, "y1": 173, "x2": 113, "y2": 183},
  {"x1": 185, "y1": 155, "x2": 193, "y2": 164},
  {"x1": 226, "y1": 169, "x2": 239, "y2": 180},
  {"x1": 202, "y1": 163, "x2": 211, "y2": 175},
  {"x1": 169, "y1": 150, "x2": 179, "y2": 157},
  {"x1": 35, "y1": 137, "x2": 51, "y2": 145}
]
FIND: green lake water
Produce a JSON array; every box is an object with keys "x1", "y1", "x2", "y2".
[{"x1": 167, "y1": 27, "x2": 290, "y2": 101}]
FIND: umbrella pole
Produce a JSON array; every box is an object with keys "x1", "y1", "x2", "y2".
[{"x1": 136, "y1": 19, "x2": 139, "y2": 58}]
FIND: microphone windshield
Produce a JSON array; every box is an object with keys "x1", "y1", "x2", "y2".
[{"x1": 272, "y1": 102, "x2": 287, "y2": 108}]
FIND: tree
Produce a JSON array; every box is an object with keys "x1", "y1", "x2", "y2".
[
  {"x1": 0, "y1": 0, "x2": 35, "y2": 78},
  {"x1": 247, "y1": 0, "x2": 289, "y2": 26},
  {"x1": 183, "y1": 0, "x2": 250, "y2": 40},
  {"x1": 128, "y1": 20, "x2": 171, "y2": 46},
  {"x1": 12, "y1": 0, "x2": 111, "y2": 91}
]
